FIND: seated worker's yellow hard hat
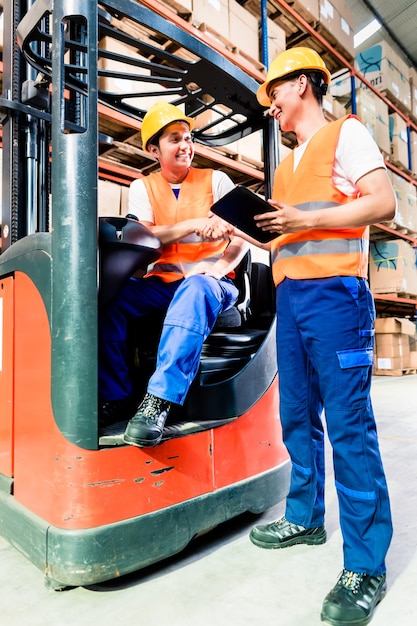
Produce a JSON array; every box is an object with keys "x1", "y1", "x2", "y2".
[
  {"x1": 257, "y1": 47, "x2": 331, "y2": 106},
  {"x1": 141, "y1": 102, "x2": 195, "y2": 152}
]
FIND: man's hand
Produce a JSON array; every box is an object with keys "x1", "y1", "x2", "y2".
[
  {"x1": 254, "y1": 200, "x2": 307, "y2": 235},
  {"x1": 195, "y1": 214, "x2": 235, "y2": 240}
]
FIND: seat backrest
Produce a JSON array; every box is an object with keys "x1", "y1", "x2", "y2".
[
  {"x1": 213, "y1": 249, "x2": 252, "y2": 329},
  {"x1": 247, "y1": 261, "x2": 276, "y2": 329},
  {"x1": 99, "y1": 216, "x2": 162, "y2": 306}
]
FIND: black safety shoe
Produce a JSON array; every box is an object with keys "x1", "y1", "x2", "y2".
[
  {"x1": 99, "y1": 398, "x2": 136, "y2": 428},
  {"x1": 123, "y1": 392, "x2": 171, "y2": 447},
  {"x1": 249, "y1": 515, "x2": 326, "y2": 549},
  {"x1": 321, "y1": 569, "x2": 387, "y2": 626}
]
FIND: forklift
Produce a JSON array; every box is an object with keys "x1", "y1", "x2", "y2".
[{"x1": 0, "y1": 0, "x2": 289, "y2": 589}]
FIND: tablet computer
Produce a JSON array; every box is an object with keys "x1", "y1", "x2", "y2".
[{"x1": 211, "y1": 185, "x2": 277, "y2": 243}]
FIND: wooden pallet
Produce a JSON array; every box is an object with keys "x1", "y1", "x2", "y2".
[
  {"x1": 380, "y1": 89, "x2": 413, "y2": 118},
  {"x1": 242, "y1": 0, "x2": 319, "y2": 31},
  {"x1": 378, "y1": 217, "x2": 416, "y2": 237},
  {"x1": 385, "y1": 152, "x2": 412, "y2": 175},
  {"x1": 155, "y1": 0, "x2": 192, "y2": 20},
  {"x1": 373, "y1": 291, "x2": 417, "y2": 300},
  {"x1": 229, "y1": 46, "x2": 266, "y2": 74},
  {"x1": 374, "y1": 368, "x2": 417, "y2": 377}
]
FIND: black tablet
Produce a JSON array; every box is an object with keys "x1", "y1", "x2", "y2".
[{"x1": 211, "y1": 185, "x2": 277, "y2": 243}]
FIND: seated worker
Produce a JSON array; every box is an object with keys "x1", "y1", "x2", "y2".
[{"x1": 98, "y1": 102, "x2": 248, "y2": 447}]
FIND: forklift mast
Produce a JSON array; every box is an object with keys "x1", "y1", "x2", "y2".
[{"x1": 1, "y1": 0, "x2": 278, "y2": 449}]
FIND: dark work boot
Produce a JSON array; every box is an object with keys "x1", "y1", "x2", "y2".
[
  {"x1": 321, "y1": 569, "x2": 387, "y2": 626},
  {"x1": 249, "y1": 515, "x2": 326, "y2": 549},
  {"x1": 123, "y1": 392, "x2": 171, "y2": 447}
]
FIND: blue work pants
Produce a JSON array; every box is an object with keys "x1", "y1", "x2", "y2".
[
  {"x1": 99, "y1": 274, "x2": 238, "y2": 404},
  {"x1": 276, "y1": 276, "x2": 393, "y2": 575}
]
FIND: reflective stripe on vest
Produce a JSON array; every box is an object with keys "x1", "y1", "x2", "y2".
[
  {"x1": 270, "y1": 115, "x2": 369, "y2": 286},
  {"x1": 275, "y1": 234, "x2": 367, "y2": 260}
]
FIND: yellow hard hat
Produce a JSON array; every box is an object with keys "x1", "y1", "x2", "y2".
[
  {"x1": 141, "y1": 102, "x2": 195, "y2": 151},
  {"x1": 257, "y1": 47, "x2": 331, "y2": 106}
]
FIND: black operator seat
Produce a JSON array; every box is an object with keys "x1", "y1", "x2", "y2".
[{"x1": 99, "y1": 216, "x2": 162, "y2": 306}]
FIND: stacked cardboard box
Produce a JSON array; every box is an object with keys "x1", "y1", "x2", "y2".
[
  {"x1": 374, "y1": 317, "x2": 416, "y2": 375},
  {"x1": 98, "y1": 36, "x2": 164, "y2": 113},
  {"x1": 410, "y1": 333, "x2": 417, "y2": 368},
  {"x1": 266, "y1": 17, "x2": 286, "y2": 65},
  {"x1": 389, "y1": 113, "x2": 410, "y2": 170},
  {"x1": 156, "y1": 0, "x2": 193, "y2": 17},
  {"x1": 355, "y1": 41, "x2": 411, "y2": 114},
  {"x1": 330, "y1": 75, "x2": 391, "y2": 155},
  {"x1": 192, "y1": 0, "x2": 230, "y2": 43},
  {"x1": 322, "y1": 90, "x2": 347, "y2": 121},
  {"x1": 192, "y1": 0, "x2": 264, "y2": 66},
  {"x1": 386, "y1": 171, "x2": 417, "y2": 235},
  {"x1": 228, "y1": 0, "x2": 259, "y2": 63},
  {"x1": 410, "y1": 66, "x2": 417, "y2": 121},
  {"x1": 410, "y1": 130, "x2": 417, "y2": 173},
  {"x1": 98, "y1": 179, "x2": 123, "y2": 216},
  {"x1": 369, "y1": 239, "x2": 417, "y2": 298},
  {"x1": 318, "y1": 0, "x2": 354, "y2": 60}
]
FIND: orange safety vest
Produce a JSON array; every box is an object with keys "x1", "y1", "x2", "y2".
[
  {"x1": 142, "y1": 167, "x2": 229, "y2": 282},
  {"x1": 271, "y1": 114, "x2": 369, "y2": 286}
]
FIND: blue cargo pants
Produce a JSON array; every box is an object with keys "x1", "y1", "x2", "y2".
[
  {"x1": 99, "y1": 273, "x2": 238, "y2": 405},
  {"x1": 276, "y1": 276, "x2": 393, "y2": 576}
]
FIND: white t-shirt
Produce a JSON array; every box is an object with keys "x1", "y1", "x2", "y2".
[
  {"x1": 292, "y1": 117, "x2": 386, "y2": 196},
  {"x1": 128, "y1": 169, "x2": 235, "y2": 224}
]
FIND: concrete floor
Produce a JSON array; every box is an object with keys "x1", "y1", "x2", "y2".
[{"x1": 0, "y1": 374, "x2": 416, "y2": 626}]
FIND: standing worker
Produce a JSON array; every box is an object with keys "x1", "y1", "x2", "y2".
[
  {"x1": 246, "y1": 48, "x2": 395, "y2": 626},
  {"x1": 99, "y1": 102, "x2": 248, "y2": 446}
]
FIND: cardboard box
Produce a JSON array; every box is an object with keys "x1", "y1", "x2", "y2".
[
  {"x1": 235, "y1": 130, "x2": 263, "y2": 166},
  {"x1": 409, "y1": 351, "x2": 417, "y2": 368},
  {"x1": 396, "y1": 177, "x2": 417, "y2": 235},
  {"x1": 406, "y1": 183, "x2": 417, "y2": 235},
  {"x1": 376, "y1": 333, "x2": 409, "y2": 359},
  {"x1": 192, "y1": 0, "x2": 229, "y2": 42},
  {"x1": 296, "y1": 0, "x2": 320, "y2": 22},
  {"x1": 266, "y1": 17, "x2": 286, "y2": 66},
  {"x1": 389, "y1": 113, "x2": 410, "y2": 170},
  {"x1": 319, "y1": 0, "x2": 354, "y2": 59},
  {"x1": 374, "y1": 95, "x2": 390, "y2": 155},
  {"x1": 156, "y1": 0, "x2": 192, "y2": 16},
  {"x1": 229, "y1": 0, "x2": 259, "y2": 62},
  {"x1": 387, "y1": 171, "x2": 411, "y2": 232},
  {"x1": 120, "y1": 185, "x2": 131, "y2": 217},
  {"x1": 410, "y1": 66, "x2": 417, "y2": 120},
  {"x1": 369, "y1": 240, "x2": 417, "y2": 297},
  {"x1": 330, "y1": 68, "x2": 356, "y2": 101},
  {"x1": 98, "y1": 179, "x2": 122, "y2": 216},
  {"x1": 374, "y1": 317, "x2": 416, "y2": 336},
  {"x1": 355, "y1": 41, "x2": 411, "y2": 112},
  {"x1": 193, "y1": 100, "x2": 238, "y2": 154},
  {"x1": 322, "y1": 93, "x2": 346, "y2": 120},
  {"x1": 411, "y1": 130, "x2": 417, "y2": 174},
  {"x1": 355, "y1": 88, "x2": 377, "y2": 139},
  {"x1": 98, "y1": 36, "x2": 158, "y2": 112},
  {"x1": 342, "y1": 87, "x2": 390, "y2": 156},
  {"x1": 375, "y1": 356, "x2": 403, "y2": 371}
]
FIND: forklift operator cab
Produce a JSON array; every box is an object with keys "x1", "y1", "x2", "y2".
[
  {"x1": 0, "y1": 0, "x2": 290, "y2": 589},
  {"x1": 98, "y1": 215, "x2": 277, "y2": 445}
]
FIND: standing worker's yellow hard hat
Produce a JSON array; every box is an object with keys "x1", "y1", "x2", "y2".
[
  {"x1": 257, "y1": 47, "x2": 331, "y2": 106},
  {"x1": 141, "y1": 102, "x2": 195, "y2": 152}
]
